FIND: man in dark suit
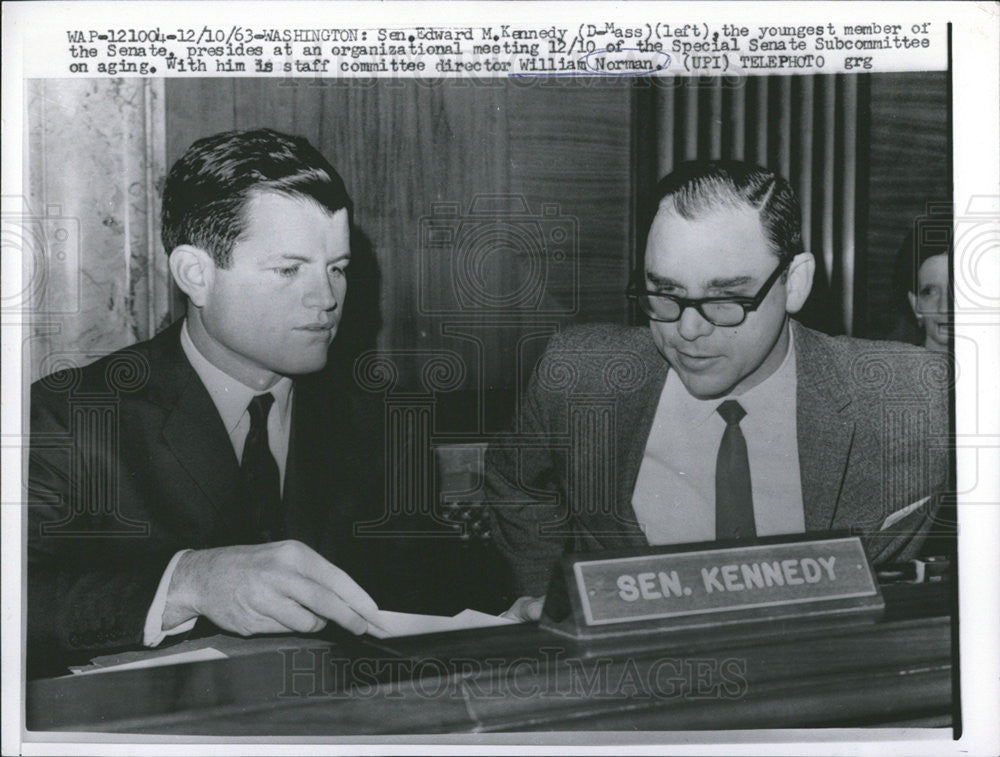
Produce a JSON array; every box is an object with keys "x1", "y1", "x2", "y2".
[
  {"x1": 486, "y1": 161, "x2": 951, "y2": 618},
  {"x1": 28, "y1": 129, "x2": 423, "y2": 676}
]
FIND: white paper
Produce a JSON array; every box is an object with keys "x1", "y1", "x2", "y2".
[
  {"x1": 880, "y1": 495, "x2": 932, "y2": 531},
  {"x1": 363, "y1": 609, "x2": 517, "y2": 639},
  {"x1": 70, "y1": 647, "x2": 228, "y2": 675}
]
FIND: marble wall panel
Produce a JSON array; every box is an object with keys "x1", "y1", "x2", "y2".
[{"x1": 24, "y1": 78, "x2": 169, "y2": 381}]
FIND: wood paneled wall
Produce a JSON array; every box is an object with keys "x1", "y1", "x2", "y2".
[
  {"x1": 166, "y1": 78, "x2": 635, "y2": 430},
  {"x1": 164, "y1": 72, "x2": 950, "y2": 418},
  {"x1": 860, "y1": 72, "x2": 951, "y2": 341}
]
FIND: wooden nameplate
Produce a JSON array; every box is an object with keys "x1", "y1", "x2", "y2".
[{"x1": 539, "y1": 533, "x2": 884, "y2": 640}]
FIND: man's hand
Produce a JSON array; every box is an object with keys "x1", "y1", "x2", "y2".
[
  {"x1": 162, "y1": 540, "x2": 378, "y2": 636},
  {"x1": 501, "y1": 595, "x2": 545, "y2": 622}
]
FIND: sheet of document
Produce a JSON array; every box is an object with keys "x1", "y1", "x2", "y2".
[
  {"x1": 879, "y1": 496, "x2": 932, "y2": 531},
  {"x1": 363, "y1": 608, "x2": 518, "y2": 639},
  {"x1": 70, "y1": 647, "x2": 228, "y2": 675},
  {"x1": 66, "y1": 612, "x2": 516, "y2": 673}
]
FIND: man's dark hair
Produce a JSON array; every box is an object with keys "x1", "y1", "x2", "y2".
[
  {"x1": 161, "y1": 128, "x2": 351, "y2": 267},
  {"x1": 896, "y1": 210, "x2": 953, "y2": 298},
  {"x1": 649, "y1": 160, "x2": 804, "y2": 259}
]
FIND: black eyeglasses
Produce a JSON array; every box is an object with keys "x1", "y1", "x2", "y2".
[{"x1": 626, "y1": 256, "x2": 792, "y2": 327}]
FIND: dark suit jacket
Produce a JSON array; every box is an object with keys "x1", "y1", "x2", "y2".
[
  {"x1": 485, "y1": 321, "x2": 952, "y2": 596},
  {"x1": 28, "y1": 320, "x2": 433, "y2": 676}
]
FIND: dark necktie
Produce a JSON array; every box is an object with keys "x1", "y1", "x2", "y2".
[
  {"x1": 715, "y1": 399, "x2": 756, "y2": 541},
  {"x1": 241, "y1": 393, "x2": 283, "y2": 542}
]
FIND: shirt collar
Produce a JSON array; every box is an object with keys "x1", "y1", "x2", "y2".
[
  {"x1": 667, "y1": 323, "x2": 797, "y2": 428},
  {"x1": 180, "y1": 320, "x2": 293, "y2": 435}
]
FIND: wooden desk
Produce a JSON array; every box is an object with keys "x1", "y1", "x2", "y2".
[{"x1": 26, "y1": 582, "x2": 955, "y2": 735}]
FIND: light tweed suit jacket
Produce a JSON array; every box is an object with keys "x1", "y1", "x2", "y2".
[{"x1": 485, "y1": 321, "x2": 952, "y2": 596}]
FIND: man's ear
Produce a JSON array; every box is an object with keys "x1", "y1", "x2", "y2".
[
  {"x1": 784, "y1": 251, "x2": 815, "y2": 315},
  {"x1": 168, "y1": 245, "x2": 215, "y2": 308},
  {"x1": 907, "y1": 291, "x2": 922, "y2": 322}
]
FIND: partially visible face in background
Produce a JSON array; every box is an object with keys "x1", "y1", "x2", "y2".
[{"x1": 909, "y1": 253, "x2": 951, "y2": 353}]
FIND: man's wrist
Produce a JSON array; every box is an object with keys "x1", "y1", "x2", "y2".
[{"x1": 162, "y1": 549, "x2": 203, "y2": 630}]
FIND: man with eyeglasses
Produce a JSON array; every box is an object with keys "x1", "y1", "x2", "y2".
[{"x1": 487, "y1": 161, "x2": 950, "y2": 620}]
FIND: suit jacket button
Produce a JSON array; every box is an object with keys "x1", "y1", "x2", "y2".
[{"x1": 69, "y1": 632, "x2": 81, "y2": 646}]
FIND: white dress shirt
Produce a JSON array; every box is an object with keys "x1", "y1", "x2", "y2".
[
  {"x1": 142, "y1": 321, "x2": 294, "y2": 646},
  {"x1": 631, "y1": 327, "x2": 804, "y2": 545}
]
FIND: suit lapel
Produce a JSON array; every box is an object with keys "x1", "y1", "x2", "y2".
[
  {"x1": 615, "y1": 362, "x2": 668, "y2": 541},
  {"x1": 283, "y1": 370, "x2": 370, "y2": 556},
  {"x1": 583, "y1": 332, "x2": 667, "y2": 549},
  {"x1": 793, "y1": 322, "x2": 856, "y2": 531},
  {"x1": 152, "y1": 322, "x2": 246, "y2": 537},
  {"x1": 282, "y1": 376, "x2": 331, "y2": 542}
]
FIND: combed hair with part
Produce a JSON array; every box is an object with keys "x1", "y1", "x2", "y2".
[
  {"x1": 651, "y1": 160, "x2": 804, "y2": 259},
  {"x1": 161, "y1": 128, "x2": 351, "y2": 268}
]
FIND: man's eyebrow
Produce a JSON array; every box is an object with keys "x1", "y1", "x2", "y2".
[
  {"x1": 263, "y1": 252, "x2": 351, "y2": 264},
  {"x1": 645, "y1": 272, "x2": 683, "y2": 288},
  {"x1": 645, "y1": 272, "x2": 756, "y2": 291},
  {"x1": 705, "y1": 275, "x2": 754, "y2": 289}
]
